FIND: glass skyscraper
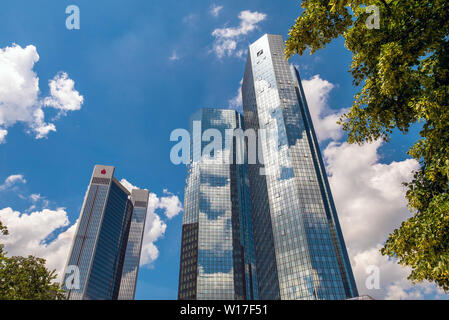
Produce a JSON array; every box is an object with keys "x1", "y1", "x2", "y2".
[
  {"x1": 118, "y1": 189, "x2": 149, "y2": 300},
  {"x1": 62, "y1": 165, "x2": 148, "y2": 300},
  {"x1": 241, "y1": 34, "x2": 358, "y2": 300},
  {"x1": 178, "y1": 108, "x2": 258, "y2": 300}
]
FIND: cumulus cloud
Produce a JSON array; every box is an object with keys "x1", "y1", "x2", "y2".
[
  {"x1": 0, "y1": 128, "x2": 7, "y2": 144},
  {"x1": 351, "y1": 245, "x2": 448, "y2": 300},
  {"x1": 141, "y1": 192, "x2": 168, "y2": 267},
  {"x1": 43, "y1": 72, "x2": 84, "y2": 113},
  {"x1": 325, "y1": 141, "x2": 418, "y2": 253},
  {"x1": 0, "y1": 174, "x2": 26, "y2": 191},
  {"x1": 120, "y1": 179, "x2": 183, "y2": 267},
  {"x1": 160, "y1": 190, "x2": 183, "y2": 219},
  {"x1": 0, "y1": 175, "x2": 76, "y2": 284},
  {"x1": 302, "y1": 75, "x2": 346, "y2": 142},
  {"x1": 304, "y1": 74, "x2": 448, "y2": 299},
  {"x1": 210, "y1": 4, "x2": 223, "y2": 17},
  {"x1": 0, "y1": 207, "x2": 76, "y2": 283},
  {"x1": 324, "y1": 141, "x2": 422, "y2": 299},
  {"x1": 211, "y1": 10, "x2": 266, "y2": 59},
  {"x1": 0, "y1": 44, "x2": 83, "y2": 141}
]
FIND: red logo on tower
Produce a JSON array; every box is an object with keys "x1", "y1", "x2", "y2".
[{"x1": 101, "y1": 169, "x2": 107, "y2": 175}]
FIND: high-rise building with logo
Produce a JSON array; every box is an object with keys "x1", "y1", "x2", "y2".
[
  {"x1": 62, "y1": 165, "x2": 148, "y2": 300},
  {"x1": 241, "y1": 34, "x2": 358, "y2": 300},
  {"x1": 178, "y1": 108, "x2": 258, "y2": 300}
]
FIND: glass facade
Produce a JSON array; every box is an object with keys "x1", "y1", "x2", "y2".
[
  {"x1": 242, "y1": 34, "x2": 358, "y2": 300},
  {"x1": 62, "y1": 165, "x2": 148, "y2": 300},
  {"x1": 178, "y1": 108, "x2": 258, "y2": 300},
  {"x1": 118, "y1": 190, "x2": 149, "y2": 300}
]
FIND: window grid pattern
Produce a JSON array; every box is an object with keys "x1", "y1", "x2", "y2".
[
  {"x1": 243, "y1": 52, "x2": 281, "y2": 300},
  {"x1": 63, "y1": 182, "x2": 109, "y2": 300},
  {"x1": 242, "y1": 34, "x2": 358, "y2": 300},
  {"x1": 178, "y1": 108, "x2": 258, "y2": 300},
  {"x1": 63, "y1": 178, "x2": 134, "y2": 300},
  {"x1": 84, "y1": 180, "x2": 132, "y2": 300},
  {"x1": 178, "y1": 222, "x2": 199, "y2": 299},
  {"x1": 118, "y1": 204, "x2": 148, "y2": 300}
]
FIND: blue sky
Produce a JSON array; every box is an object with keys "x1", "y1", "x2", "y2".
[{"x1": 0, "y1": 0, "x2": 447, "y2": 300}]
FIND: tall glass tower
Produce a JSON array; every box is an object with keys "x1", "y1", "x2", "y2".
[
  {"x1": 178, "y1": 108, "x2": 258, "y2": 300},
  {"x1": 118, "y1": 189, "x2": 149, "y2": 300},
  {"x1": 242, "y1": 34, "x2": 358, "y2": 300},
  {"x1": 62, "y1": 165, "x2": 148, "y2": 300}
]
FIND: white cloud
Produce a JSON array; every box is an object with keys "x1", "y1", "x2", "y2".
[
  {"x1": 0, "y1": 174, "x2": 26, "y2": 191},
  {"x1": 119, "y1": 179, "x2": 139, "y2": 193},
  {"x1": 0, "y1": 44, "x2": 39, "y2": 126},
  {"x1": 325, "y1": 140, "x2": 419, "y2": 253},
  {"x1": 0, "y1": 128, "x2": 7, "y2": 143},
  {"x1": 4, "y1": 174, "x2": 26, "y2": 185},
  {"x1": 324, "y1": 141, "x2": 424, "y2": 299},
  {"x1": 0, "y1": 207, "x2": 76, "y2": 283},
  {"x1": 43, "y1": 72, "x2": 84, "y2": 113},
  {"x1": 228, "y1": 79, "x2": 243, "y2": 112},
  {"x1": 0, "y1": 44, "x2": 83, "y2": 141},
  {"x1": 30, "y1": 108, "x2": 56, "y2": 139},
  {"x1": 305, "y1": 74, "x2": 449, "y2": 299},
  {"x1": 30, "y1": 193, "x2": 42, "y2": 202},
  {"x1": 302, "y1": 75, "x2": 346, "y2": 142},
  {"x1": 141, "y1": 192, "x2": 167, "y2": 267},
  {"x1": 28, "y1": 193, "x2": 49, "y2": 209},
  {"x1": 159, "y1": 193, "x2": 183, "y2": 220},
  {"x1": 120, "y1": 179, "x2": 183, "y2": 267},
  {"x1": 211, "y1": 10, "x2": 266, "y2": 59},
  {"x1": 210, "y1": 4, "x2": 223, "y2": 17},
  {"x1": 169, "y1": 50, "x2": 180, "y2": 61},
  {"x1": 350, "y1": 245, "x2": 448, "y2": 300},
  {"x1": 183, "y1": 13, "x2": 199, "y2": 26}
]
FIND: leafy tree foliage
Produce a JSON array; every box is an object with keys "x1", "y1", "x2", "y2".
[
  {"x1": 0, "y1": 221, "x2": 7, "y2": 236},
  {"x1": 286, "y1": 0, "x2": 449, "y2": 290},
  {"x1": 0, "y1": 219, "x2": 65, "y2": 300},
  {"x1": 0, "y1": 220, "x2": 7, "y2": 255}
]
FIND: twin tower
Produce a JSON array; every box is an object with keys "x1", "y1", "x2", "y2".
[
  {"x1": 62, "y1": 165, "x2": 149, "y2": 300},
  {"x1": 178, "y1": 34, "x2": 358, "y2": 300},
  {"x1": 62, "y1": 34, "x2": 358, "y2": 300}
]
